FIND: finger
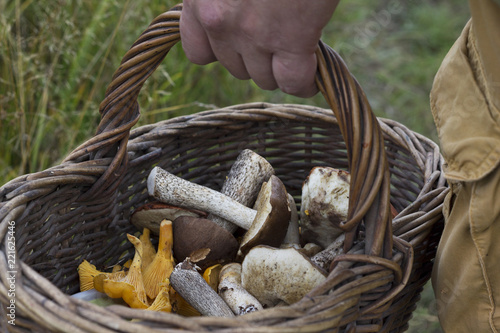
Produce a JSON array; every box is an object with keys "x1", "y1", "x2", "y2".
[
  {"x1": 180, "y1": 3, "x2": 217, "y2": 65},
  {"x1": 273, "y1": 52, "x2": 319, "y2": 98},
  {"x1": 241, "y1": 51, "x2": 278, "y2": 91},
  {"x1": 209, "y1": 39, "x2": 250, "y2": 80}
]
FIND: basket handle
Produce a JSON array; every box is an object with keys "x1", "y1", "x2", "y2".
[{"x1": 65, "y1": 4, "x2": 392, "y2": 259}]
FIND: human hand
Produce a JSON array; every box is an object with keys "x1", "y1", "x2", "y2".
[{"x1": 180, "y1": 0, "x2": 339, "y2": 98}]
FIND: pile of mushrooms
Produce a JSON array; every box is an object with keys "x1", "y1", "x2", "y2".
[
  {"x1": 78, "y1": 149, "x2": 397, "y2": 316},
  {"x1": 145, "y1": 149, "x2": 362, "y2": 316}
]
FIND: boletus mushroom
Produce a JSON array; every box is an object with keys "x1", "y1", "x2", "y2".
[
  {"x1": 172, "y1": 216, "x2": 239, "y2": 270},
  {"x1": 218, "y1": 263, "x2": 263, "y2": 315},
  {"x1": 207, "y1": 149, "x2": 275, "y2": 234},
  {"x1": 281, "y1": 194, "x2": 300, "y2": 247},
  {"x1": 300, "y1": 166, "x2": 350, "y2": 248},
  {"x1": 169, "y1": 258, "x2": 235, "y2": 317},
  {"x1": 131, "y1": 202, "x2": 206, "y2": 235},
  {"x1": 148, "y1": 167, "x2": 290, "y2": 258},
  {"x1": 241, "y1": 246, "x2": 327, "y2": 308}
]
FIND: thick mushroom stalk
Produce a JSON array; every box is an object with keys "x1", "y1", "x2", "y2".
[
  {"x1": 208, "y1": 149, "x2": 274, "y2": 233},
  {"x1": 218, "y1": 263, "x2": 263, "y2": 315},
  {"x1": 169, "y1": 259, "x2": 235, "y2": 317},
  {"x1": 148, "y1": 167, "x2": 256, "y2": 230},
  {"x1": 282, "y1": 194, "x2": 300, "y2": 246}
]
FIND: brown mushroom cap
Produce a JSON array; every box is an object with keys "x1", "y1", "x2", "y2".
[
  {"x1": 238, "y1": 175, "x2": 291, "y2": 258},
  {"x1": 131, "y1": 202, "x2": 206, "y2": 235},
  {"x1": 173, "y1": 216, "x2": 239, "y2": 270}
]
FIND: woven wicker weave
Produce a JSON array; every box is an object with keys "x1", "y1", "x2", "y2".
[{"x1": 0, "y1": 5, "x2": 448, "y2": 332}]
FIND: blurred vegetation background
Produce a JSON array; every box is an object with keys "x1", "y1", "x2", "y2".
[{"x1": 1, "y1": 0, "x2": 470, "y2": 331}]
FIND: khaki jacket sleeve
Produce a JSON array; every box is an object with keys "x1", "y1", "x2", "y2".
[
  {"x1": 430, "y1": 0, "x2": 500, "y2": 181},
  {"x1": 469, "y1": 0, "x2": 500, "y2": 112}
]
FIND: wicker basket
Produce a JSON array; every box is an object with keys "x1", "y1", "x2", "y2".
[{"x1": 0, "y1": 5, "x2": 448, "y2": 333}]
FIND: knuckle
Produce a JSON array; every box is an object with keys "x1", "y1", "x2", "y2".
[{"x1": 197, "y1": 7, "x2": 226, "y2": 32}]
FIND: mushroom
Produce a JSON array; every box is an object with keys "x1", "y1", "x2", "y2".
[
  {"x1": 172, "y1": 216, "x2": 239, "y2": 270},
  {"x1": 299, "y1": 243, "x2": 323, "y2": 257},
  {"x1": 146, "y1": 282, "x2": 172, "y2": 313},
  {"x1": 111, "y1": 263, "x2": 123, "y2": 274},
  {"x1": 78, "y1": 260, "x2": 102, "y2": 292},
  {"x1": 139, "y1": 227, "x2": 156, "y2": 272},
  {"x1": 131, "y1": 202, "x2": 206, "y2": 235},
  {"x1": 281, "y1": 194, "x2": 300, "y2": 246},
  {"x1": 218, "y1": 263, "x2": 263, "y2": 315},
  {"x1": 169, "y1": 258, "x2": 235, "y2": 317},
  {"x1": 203, "y1": 264, "x2": 223, "y2": 291},
  {"x1": 300, "y1": 166, "x2": 350, "y2": 248},
  {"x1": 101, "y1": 234, "x2": 149, "y2": 309},
  {"x1": 308, "y1": 203, "x2": 399, "y2": 271},
  {"x1": 208, "y1": 149, "x2": 274, "y2": 234},
  {"x1": 77, "y1": 260, "x2": 128, "y2": 292},
  {"x1": 148, "y1": 167, "x2": 290, "y2": 258},
  {"x1": 241, "y1": 246, "x2": 327, "y2": 307},
  {"x1": 143, "y1": 220, "x2": 175, "y2": 299},
  {"x1": 173, "y1": 293, "x2": 201, "y2": 317},
  {"x1": 93, "y1": 269, "x2": 127, "y2": 294},
  {"x1": 279, "y1": 195, "x2": 323, "y2": 257},
  {"x1": 237, "y1": 176, "x2": 291, "y2": 258},
  {"x1": 310, "y1": 233, "x2": 345, "y2": 271}
]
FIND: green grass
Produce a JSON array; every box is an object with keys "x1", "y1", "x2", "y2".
[{"x1": 1, "y1": 0, "x2": 470, "y2": 330}]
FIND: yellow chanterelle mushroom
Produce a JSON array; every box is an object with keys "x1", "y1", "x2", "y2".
[
  {"x1": 77, "y1": 260, "x2": 101, "y2": 292},
  {"x1": 203, "y1": 264, "x2": 222, "y2": 292},
  {"x1": 140, "y1": 227, "x2": 156, "y2": 272},
  {"x1": 101, "y1": 234, "x2": 149, "y2": 309},
  {"x1": 143, "y1": 220, "x2": 175, "y2": 299},
  {"x1": 146, "y1": 280, "x2": 172, "y2": 313}
]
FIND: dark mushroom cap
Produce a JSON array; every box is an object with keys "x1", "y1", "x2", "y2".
[
  {"x1": 131, "y1": 202, "x2": 206, "y2": 235},
  {"x1": 238, "y1": 175, "x2": 291, "y2": 258},
  {"x1": 173, "y1": 216, "x2": 239, "y2": 270}
]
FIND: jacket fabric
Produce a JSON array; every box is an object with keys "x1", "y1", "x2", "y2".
[{"x1": 430, "y1": 0, "x2": 500, "y2": 331}]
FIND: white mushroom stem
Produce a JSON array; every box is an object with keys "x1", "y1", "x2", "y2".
[
  {"x1": 218, "y1": 263, "x2": 263, "y2": 315},
  {"x1": 148, "y1": 166, "x2": 256, "y2": 230},
  {"x1": 208, "y1": 149, "x2": 274, "y2": 233},
  {"x1": 282, "y1": 194, "x2": 300, "y2": 245},
  {"x1": 169, "y1": 259, "x2": 235, "y2": 317}
]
